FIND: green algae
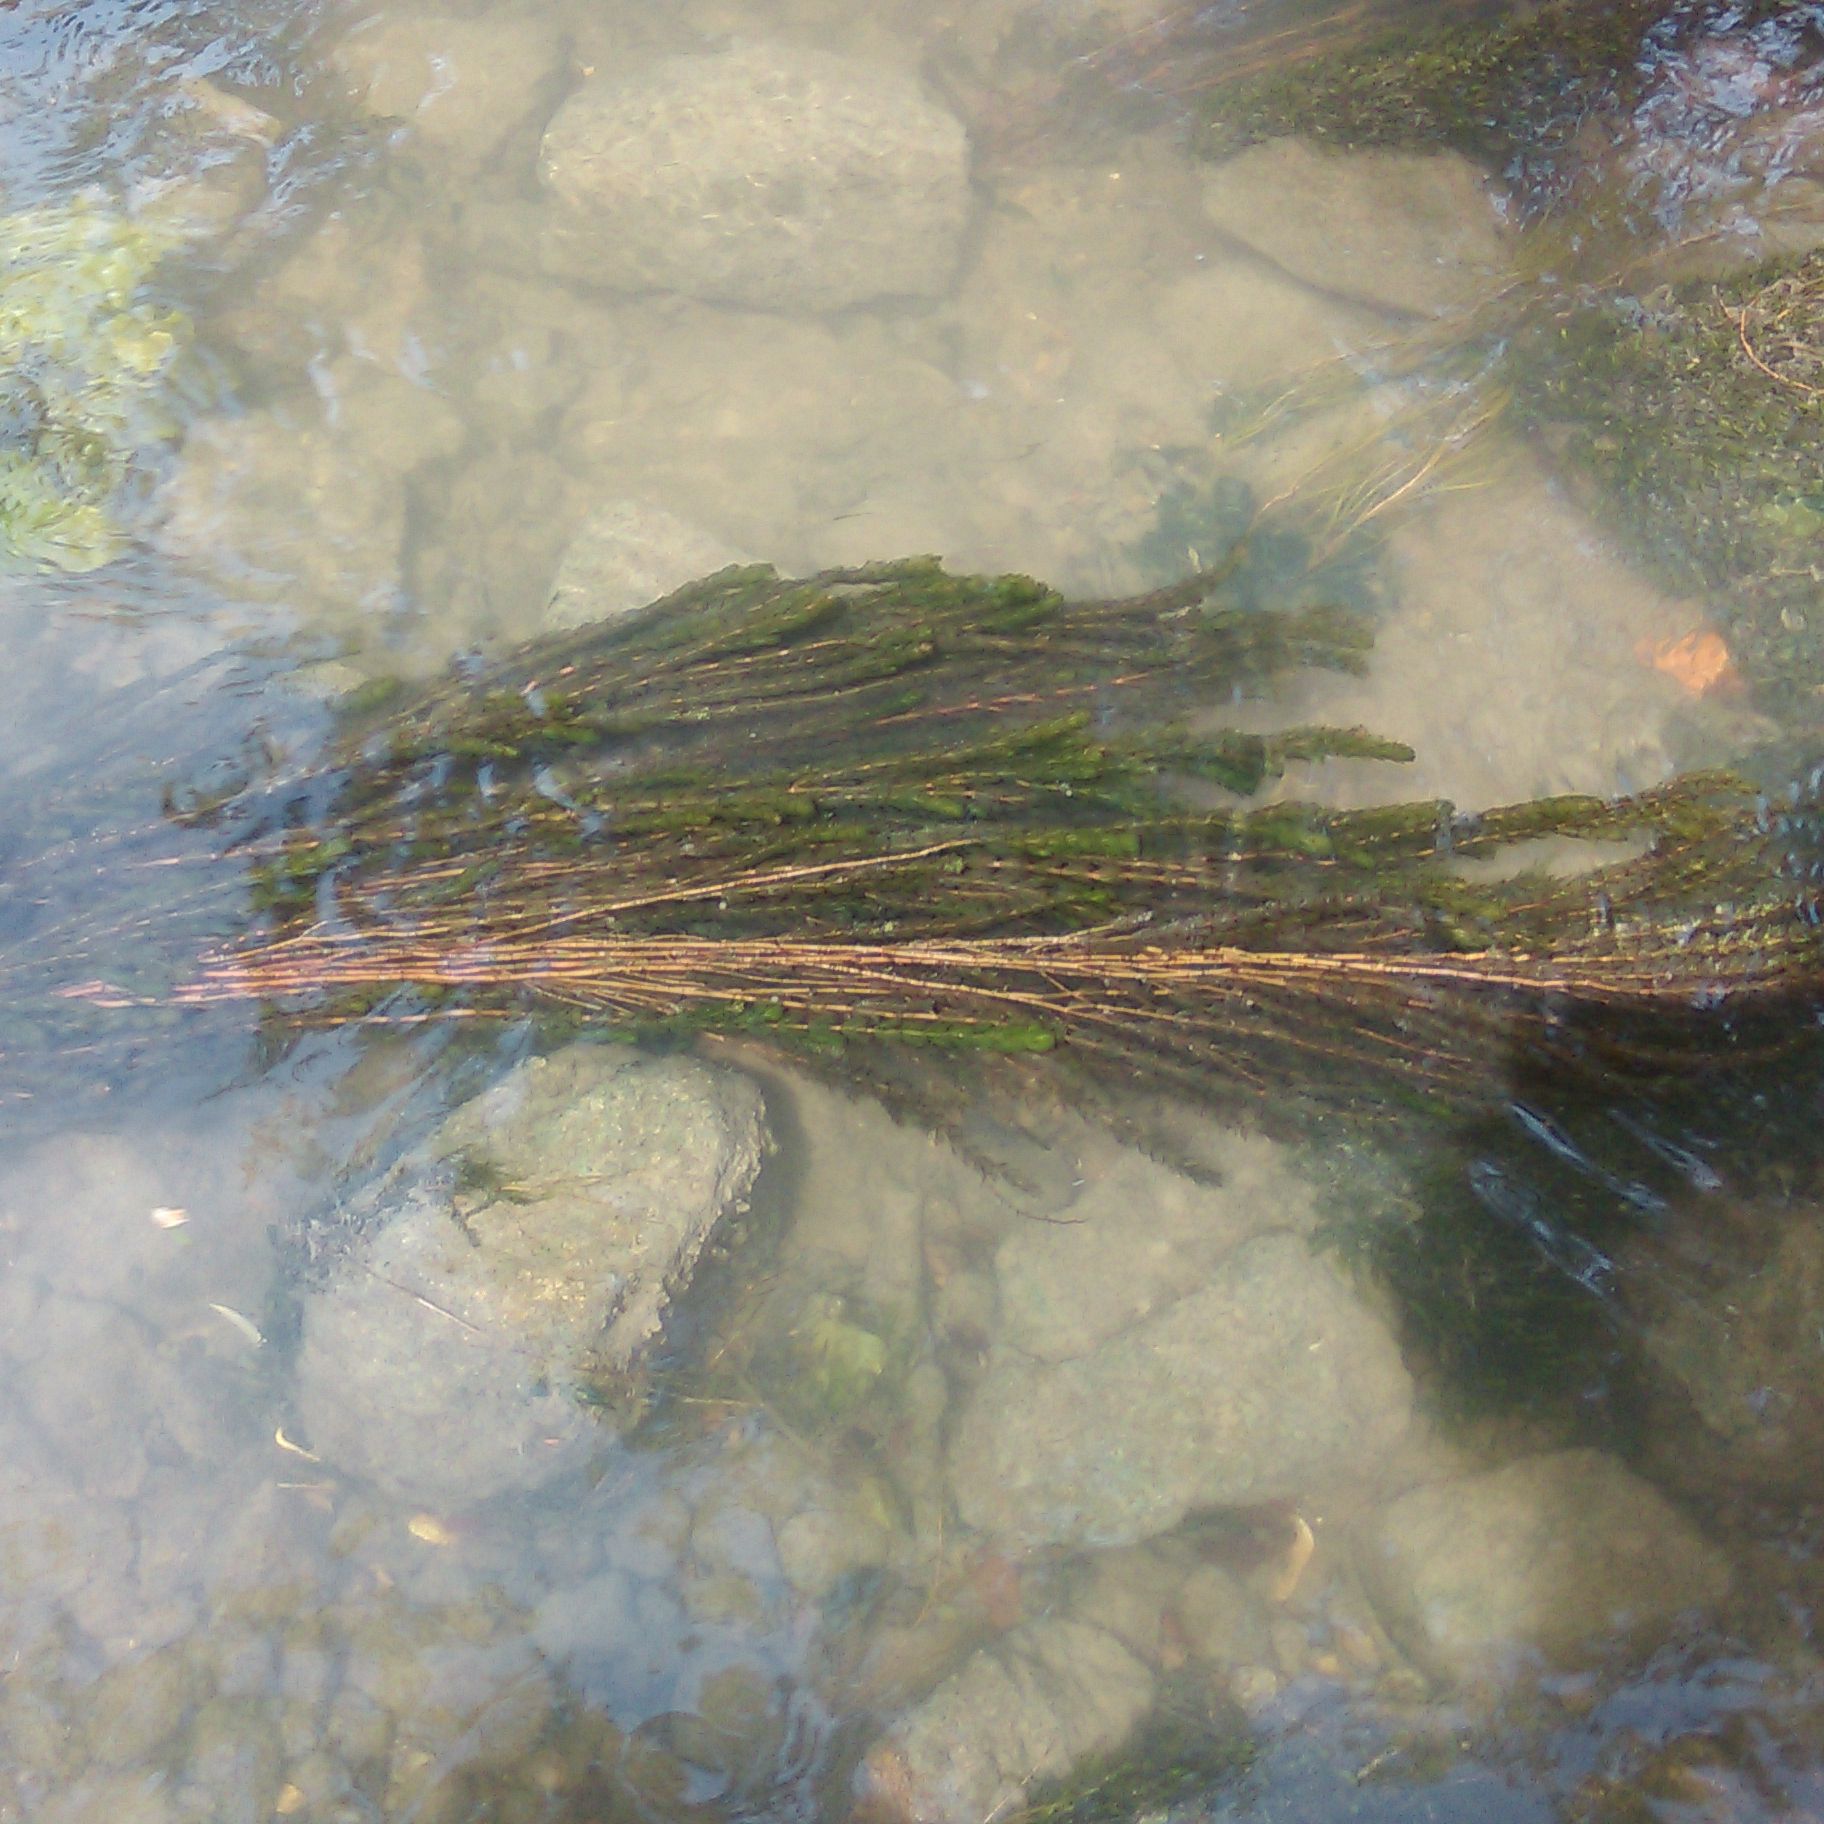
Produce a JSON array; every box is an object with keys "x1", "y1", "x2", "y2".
[
  {"x1": 1128, "y1": 470, "x2": 1388, "y2": 621},
  {"x1": 784, "y1": 1292, "x2": 897, "y2": 1423},
  {"x1": 1016, "y1": 1691, "x2": 1254, "y2": 1824},
  {"x1": 1194, "y1": 0, "x2": 1727, "y2": 172},
  {"x1": 0, "y1": 194, "x2": 193, "y2": 571}
]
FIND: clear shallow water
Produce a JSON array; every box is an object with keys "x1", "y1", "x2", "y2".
[{"x1": 2, "y1": 1, "x2": 1824, "y2": 1821}]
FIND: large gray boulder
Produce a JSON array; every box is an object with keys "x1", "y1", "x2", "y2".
[
  {"x1": 294, "y1": 1047, "x2": 767, "y2": 1507},
  {"x1": 949, "y1": 1231, "x2": 1412, "y2": 1550},
  {"x1": 1357, "y1": 1449, "x2": 1733, "y2": 1683},
  {"x1": 538, "y1": 44, "x2": 972, "y2": 311}
]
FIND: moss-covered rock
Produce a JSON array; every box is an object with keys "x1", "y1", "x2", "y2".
[
  {"x1": 1197, "y1": 0, "x2": 1665, "y2": 163},
  {"x1": 1513, "y1": 253, "x2": 1824, "y2": 715},
  {"x1": 1193, "y1": 0, "x2": 1743, "y2": 174}
]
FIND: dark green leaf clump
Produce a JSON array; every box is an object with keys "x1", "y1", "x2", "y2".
[{"x1": 1196, "y1": 0, "x2": 1675, "y2": 168}]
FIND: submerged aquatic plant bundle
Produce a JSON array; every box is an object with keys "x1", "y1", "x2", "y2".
[{"x1": 139, "y1": 557, "x2": 1824, "y2": 1121}]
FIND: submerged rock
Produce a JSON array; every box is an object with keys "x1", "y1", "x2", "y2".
[
  {"x1": 855, "y1": 1616, "x2": 1153, "y2": 1824},
  {"x1": 1357, "y1": 1449, "x2": 1733, "y2": 1682},
  {"x1": 333, "y1": 10, "x2": 565, "y2": 171},
  {"x1": 1062, "y1": 1539, "x2": 1272, "y2": 1675},
  {"x1": 558, "y1": 305, "x2": 960, "y2": 567},
  {"x1": 1632, "y1": 1204, "x2": 1824, "y2": 1495},
  {"x1": 376, "y1": 1633, "x2": 553, "y2": 1819},
  {"x1": 992, "y1": 1128, "x2": 1313, "y2": 1362},
  {"x1": 293, "y1": 1185, "x2": 603, "y2": 1508},
  {"x1": 158, "y1": 365, "x2": 463, "y2": 627},
  {"x1": 538, "y1": 44, "x2": 972, "y2": 311},
  {"x1": 1279, "y1": 449, "x2": 1701, "y2": 809},
  {"x1": 545, "y1": 499, "x2": 753, "y2": 631},
  {"x1": 294, "y1": 1046, "x2": 767, "y2": 1506},
  {"x1": 1199, "y1": 139, "x2": 1510, "y2": 318},
  {"x1": 1593, "y1": 15, "x2": 1824, "y2": 276},
  {"x1": 949, "y1": 1230, "x2": 1412, "y2": 1551}
]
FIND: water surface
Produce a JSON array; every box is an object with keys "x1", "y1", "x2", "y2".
[{"x1": 2, "y1": 2, "x2": 1823, "y2": 1821}]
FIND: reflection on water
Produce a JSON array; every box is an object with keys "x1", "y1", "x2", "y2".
[{"x1": 2, "y1": 0, "x2": 1824, "y2": 1820}]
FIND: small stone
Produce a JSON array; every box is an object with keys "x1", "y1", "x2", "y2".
[
  {"x1": 158, "y1": 371, "x2": 463, "y2": 629},
  {"x1": 384, "y1": 1637, "x2": 554, "y2": 1808},
  {"x1": 691, "y1": 1499, "x2": 783, "y2": 1590},
  {"x1": 214, "y1": 208, "x2": 429, "y2": 378},
  {"x1": 532, "y1": 1569, "x2": 632, "y2": 1662},
  {"x1": 210, "y1": 1630, "x2": 280, "y2": 1702},
  {"x1": 1270, "y1": 1616, "x2": 1310, "y2": 1677},
  {"x1": 772, "y1": 1074, "x2": 943, "y2": 1324},
  {"x1": 20, "y1": 1294, "x2": 154, "y2": 1498},
  {"x1": 1376, "y1": 1665, "x2": 1431, "y2": 1707},
  {"x1": 82, "y1": 1644, "x2": 206, "y2": 1769},
  {"x1": 1174, "y1": 1565, "x2": 1272, "y2": 1668},
  {"x1": 178, "y1": 1695, "x2": 283, "y2": 1824},
  {"x1": 1229, "y1": 1665, "x2": 1281, "y2": 1714},
  {"x1": 539, "y1": 44, "x2": 971, "y2": 312},
  {"x1": 1065, "y1": 1542, "x2": 1188, "y2": 1664},
  {"x1": 1358, "y1": 1449, "x2": 1734, "y2": 1683},
  {"x1": 204, "y1": 1482, "x2": 332, "y2": 1626},
  {"x1": 775, "y1": 1504, "x2": 894, "y2": 1602},
  {"x1": 276, "y1": 1635, "x2": 336, "y2": 1757},
  {"x1": 39, "y1": 1774, "x2": 176, "y2": 1824},
  {"x1": 0, "y1": 1416, "x2": 136, "y2": 1636},
  {"x1": 854, "y1": 1617, "x2": 1153, "y2": 1824},
  {"x1": 322, "y1": 1685, "x2": 393, "y2": 1771},
  {"x1": 1332, "y1": 1622, "x2": 1381, "y2": 1672}
]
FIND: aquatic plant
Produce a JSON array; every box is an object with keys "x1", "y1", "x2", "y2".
[
  {"x1": 114, "y1": 550, "x2": 1818, "y2": 1133},
  {"x1": 1015, "y1": 1692, "x2": 1254, "y2": 1824},
  {"x1": 0, "y1": 194, "x2": 189, "y2": 571},
  {"x1": 12, "y1": 531, "x2": 1821, "y2": 1437}
]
